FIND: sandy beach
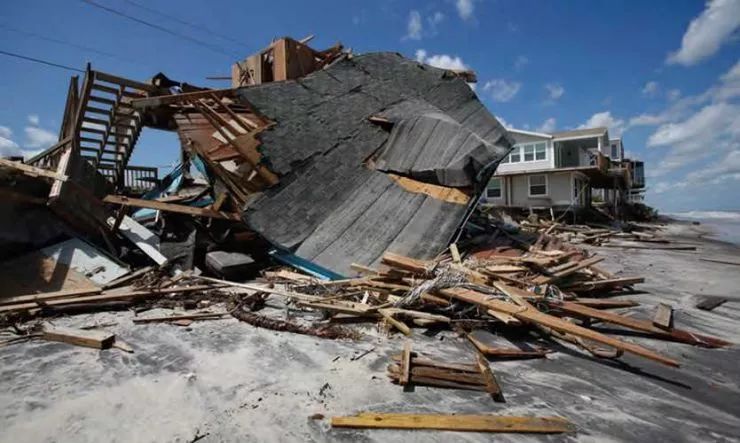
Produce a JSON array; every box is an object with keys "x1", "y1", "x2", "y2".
[{"x1": 1, "y1": 221, "x2": 739, "y2": 443}]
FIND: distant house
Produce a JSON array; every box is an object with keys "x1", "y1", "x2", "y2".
[{"x1": 482, "y1": 126, "x2": 635, "y2": 213}]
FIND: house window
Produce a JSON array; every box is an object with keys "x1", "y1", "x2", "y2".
[
  {"x1": 535, "y1": 143, "x2": 546, "y2": 160},
  {"x1": 528, "y1": 174, "x2": 547, "y2": 196},
  {"x1": 611, "y1": 144, "x2": 618, "y2": 159},
  {"x1": 486, "y1": 178, "x2": 502, "y2": 198},
  {"x1": 524, "y1": 145, "x2": 534, "y2": 161},
  {"x1": 510, "y1": 147, "x2": 521, "y2": 163}
]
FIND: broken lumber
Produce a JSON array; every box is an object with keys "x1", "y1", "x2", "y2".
[
  {"x1": 331, "y1": 413, "x2": 574, "y2": 434},
  {"x1": 549, "y1": 300, "x2": 729, "y2": 348},
  {"x1": 653, "y1": 303, "x2": 673, "y2": 330},
  {"x1": 42, "y1": 326, "x2": 115, "y2": 349},
  {"x1": 695, "y1": 296, "x2": 728, "y2": 311},
  {"x1": 475, "y1": 352, "x2": 505, "y2": 402},
  {"x1": 441, "y1": 288, "x2": 680, "y2": 367},
  {"x1": 103, "y1": 195, "x2": 242, "y2": 221},
  {"x1": 467, "y1": 330, "x2": 548, "y2": 358}
]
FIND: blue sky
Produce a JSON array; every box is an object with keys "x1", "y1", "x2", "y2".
[{"x1": 0, "y1": 0, "x2": 738, "y2": 212}]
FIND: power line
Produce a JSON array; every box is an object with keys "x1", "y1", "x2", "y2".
[
  {"x1": 0, "y1": 49, "x2": 85, "y2": 73},
  {"x1": 80, "y1": 0, "x2": 239, "y2": 58},
  {"x1": 122, "y1": 0, "x2": 248, "y2": 50},
  {"x1": 0, "y1": 23, "x2": 135, "y2": 64}
]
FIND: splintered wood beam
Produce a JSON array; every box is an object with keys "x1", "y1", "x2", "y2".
[
  {"x1": 475, "y1": 352, "x2": 505, "y2": 402},
  {"x1": 653, "y1": 303, "x2": 673, "y2": 330},
  {"x1": 331, "y1": 413, "x2": 575, "y2": 434},
  {"x1": 400, "y1": 341, "x2": 412, "y2": 385},
  {"x1": 0, "y1": 158, "x2": 68, "y2": 182},
  {"x1": 441, "y1": 288, "x2": 680, "y2": 367},
  {"x1": 103, "y1": 195, "x2": 242, "y2": 221},
  {"x1": 42, "y1": 326, "x2": 115, "y2": 349},
  {"x1": 386, "y1": 173, "x2": 471, "y2": 205},
  {"x1": 549, "y1": 300, "x2": 730, "y2": 348},
  {"x1": 0, "y1": 288, "x2": 102, "y2": 306},
  {"x1": 379, "y1": 309, "x2": 411, "y2": 336}
]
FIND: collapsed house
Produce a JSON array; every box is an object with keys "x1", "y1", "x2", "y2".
[{"x1": 4, "y1": 36, "x2": 511, "y2": 278}]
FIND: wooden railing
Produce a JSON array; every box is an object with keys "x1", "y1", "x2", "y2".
[{"x1": 98, "y1": 164, "x2": 158, "y2": 193}]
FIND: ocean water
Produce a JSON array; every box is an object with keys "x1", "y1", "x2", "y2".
[{"x1": 666, "y1": 210, "x2": 740, "y2": 246}]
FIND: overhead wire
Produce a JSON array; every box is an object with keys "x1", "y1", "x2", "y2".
[
  {"x1": 122, "y1": 0, "x2": 248, "y2": 50},
  {"x1": 80, "y1": 0, "x2": 240, "y2": 58},
  {"x1": 0, "y1": 49, "x2": 85, "y2": 73},
  {"x1": 0, "y1": 22, "x2": 134, "y2": 63}
]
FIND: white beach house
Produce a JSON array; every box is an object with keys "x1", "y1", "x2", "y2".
[{"x1": 482, "y1": 126, "x2": 637, "y2": 212}]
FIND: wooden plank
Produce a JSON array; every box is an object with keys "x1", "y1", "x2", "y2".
[
  {"x1": 381, "y1": 252, "x2": 433, "y2": 276},
  {"x1": 441, "y1": 287, "x2": 680, "y2": 367},
  {"x1": 103, "y1": 195, "x2": 242, "y2": 221},
  {"x1": 467, "y1": 330, "x2": 547, "y2": 358},
  {"x1": 696, "y1": 296, "x2": 728, "y2": 311},
  {"x1": 379, "y1": 309, "x2": 411, "y2": 336},
  {"x1": 131, "y1": 87, "x2": 237, "y2": 109},
  {"x1": 391, "y1": 355, "x2": 479, "y2": 373},
  {"x1": 0, "y1": 284, "x2": 222, "y2": 313},
  {"x1": 400, "y1": 341, "x2": 412, "y2": 385},
  {"x1": 0, "y1": 158, "x2": 68, "y2": 182},
  {"x1": 388, "y1": 367, "x2": 486, "y2": 392},
  {"x1": 486, "y1": 309, "x2": 522, "y2": 325},
  {"x1": 551, "y1": 300, "x2": 730, "y2": 348},
  {"x1": 0, "y1": 287, "x2": 101, "y2": 306},
  {"x1": 562, "y1": 277, "x2": 645, "y2": 291},
  {"x1": 653, "y1": 303, "x2": 673, "y2": 330},
  {"x1": 331, "y1": 413, "x2": 574, "y2": 433},
  {"x1": 535, "y1": 256, "x2": 605, "y2": 284},
  {"x1": 389, "y1": 363, "x2": 484, "y2": 386},
  {"x1": 42, "y1": 326, "x2": 115, "y2": 349},
  {"x1": 475, "y1": 352, "x2": 505, "y2": 402},
  {"x1": 387, "y1": 173, "x2": 470, "y2": 205},
  {"x1": 449, "y1": 243, "x2": 462, "y2": 263},
  {"x1": 132, "y1": 312, "x2": 229, "y2": 323},
  {"x1": 571, "y1": 298, "x2": 639, "y2": 309}
]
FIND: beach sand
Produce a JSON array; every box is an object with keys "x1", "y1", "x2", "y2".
[{"x1": 1, "y1": 221, "x2": 739, "y2": 443}]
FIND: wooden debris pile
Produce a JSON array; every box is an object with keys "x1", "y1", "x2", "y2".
[
  {"x1": 254, "y1": 228, "x2": 730, "y2": 373},
  {"x1": 520, "y1": 220, "x2": 697, "y2": 250}
]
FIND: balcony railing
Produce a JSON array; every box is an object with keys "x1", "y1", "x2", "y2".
[{"x1": 98, "y1": 164, "x2": 158, "y2": 193}]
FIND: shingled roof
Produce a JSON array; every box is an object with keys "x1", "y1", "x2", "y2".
[{"x1": 238, "y1": 52, "x2": 513, "y2": 276}]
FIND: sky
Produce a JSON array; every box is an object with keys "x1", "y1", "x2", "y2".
[{"x1": 0, "y1": 0, "x2": 738, "y2": 213}]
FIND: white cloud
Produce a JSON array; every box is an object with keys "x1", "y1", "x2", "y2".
[
  {"x1": 429, "y1": 11, "x2": 444, "y2": 25},
  {"x1": 456, "y1": 0, "x2": 474, "y2": 20},
  {"x1": 482, "y1": 79, "x2": 521, "y2": 102},
  {"x1": 24, "y1": 126, "x2": 57, "y2": 149},
  {"x1": 416, "y1": 49, "x2": 468, "y2": 71},
  {"x1": 537, "y1": 117, "x2": 557, "y2": 133},
  {"x1": 28, "y1": 115, "x2": 40, "y2": 126},
  {"x1": 667, "y1": 89, "x2": 682, "y2": 101},
  {"x1": 514, "y1": 55, "x2": 528, "y2": 70},
  {"x1": 642, "y1": 81, "x2": 659, "y2": 97},
  {"x1": 404, "y1": 10, "x2": 423, "y2": 40},
  {"x1": 666, "y1": 0, "x2": 740, "y2": 66},
  {"x1": 629, "y1": 113, "x2": 668, "y2": 127},
  {"x1": 579, "y1": 111, "x2": 625, "y2": 137},
  {"x1": 647, "y1": 102, "x2": 738, "y2": 147},
  {"x1": 545, "y1": 83, "x2": 564, "y2": 100},
  {"x1": 721, "y1": 59, "x2": 740, "y2": 82},
  {"x1": 0, "y1": 131, "x2": 21, "y2": 158}
]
